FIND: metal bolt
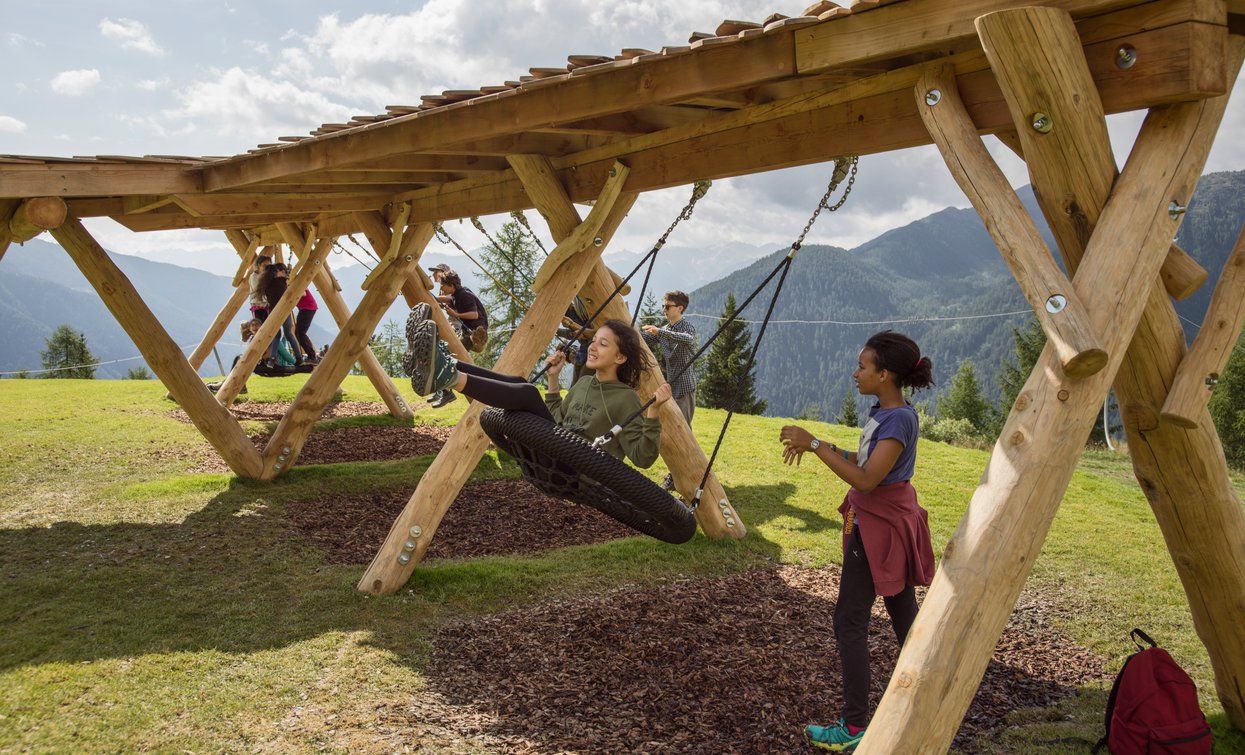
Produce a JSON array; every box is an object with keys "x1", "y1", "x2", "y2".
[
  {"x1": 593, "y1": 237, "x2": 603, "y2": 247},
  {"x1": 924, "y1": 89, "x2": 942, "y2": 106},
  {"x1": 404, "y1": 255, "x2": 413, "y2": 262},
  {"x1": 1045, "y1": 294, "x2": 1067, "y2": 313},
  {"x1": 1030, "y1": 113, "x2": 1053, "y2": 134},
  {"x1": 608, "y1": 167, "x2": 617, "y2": 177},
  {"x1": 272, "y1": 463, "x2": 282, "y2": 471},
  {"x1": 1168, "y1": 201, "x2": 1187, "y2": 220},
  {"x1": 403, "y1": 539, "x2": 417, "y2": 551},
  {"x1": 1206, "y1": 373, "x2": 1220, "y2": 388},
  {"x1": 409, "y1": 525, "x2": 423, "y2": 538},
  {"x1": 397, "y1": 553, "x2": 411, "y2": 565},
  {"x1": 1115, "y1": 45, "x2": 1137, "y2": 69},
  {"x1": 726, "y1": 518, "x2": 736, "y2": 528}
]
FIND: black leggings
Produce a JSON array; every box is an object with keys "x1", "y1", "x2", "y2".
[
  {"x1": 294, "y1": 309, "x2": 316, "y2": 356},
  {"x1": 456, "y1": 362, "x2": 554, "y2": 423},
  {"x1": 833, "y1": 526, "x2": 920, "y2": 728}
]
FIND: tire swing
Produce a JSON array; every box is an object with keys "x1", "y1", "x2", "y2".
[{"x1": 482, "y1": 158, "x2": 858, "y2": 542}]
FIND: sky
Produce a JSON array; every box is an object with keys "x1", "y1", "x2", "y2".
[{"x1": 3, "y1": 0, "x2": 1243, "y2": 277}]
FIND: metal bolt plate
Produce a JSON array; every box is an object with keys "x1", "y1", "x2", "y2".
[
  {"x1": 1045, "y1": 294, "x2": 1067, "y2": 314},
  {"x1": 924, "y1": 89, "x2": 942, "y2": 106}
]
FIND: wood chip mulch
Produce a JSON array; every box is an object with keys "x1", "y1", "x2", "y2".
[
  {"x1": 415, "y1": 566, "x2": 1109, "y2": 754},
  {"x1": 285, "y1": 479, "x2": 633, "y2": 563}
]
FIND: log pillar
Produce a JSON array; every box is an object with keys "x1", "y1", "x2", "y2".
[
  {"x1": 260, "y1": 222, "x2": 434, "y2": 478},
  {"x1": 508, "y1": 153, "x2": 744, "y2": 539},
  {"x1": 8, "y1": 197, "x2": 67, "y2": 243},
  {"x1": 50, "y1": 217, "x2": 262, "y2": 478},
  {"x1": 182, "y1": 235, "x2": 259, "y2": 379},
  {"x1": 861, "y1": 10, "x2": 1237, "y2": 752},
  {"x1": 357, "y1": 162, "x2": 634, "y2": 596}
]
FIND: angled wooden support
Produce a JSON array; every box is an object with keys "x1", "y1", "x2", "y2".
[
  {"x1": 357, "y1": 170, "x2": 635, "y2": 596},
  {"x1": 1161, "y1": 221, "x2": 1245, "y2": 427},
  {"x1": 529, "y1": 168, "x2": 629, "y2": 292},
  {"x1": 916, "y1": 63, "x2": 1106, "y2": 378},
  {"x1": 360, "y1": 203, "x2": 411, "y2": 290},
  {"x1": 215, "y1": 235, "x2": 333, "y2": 404},
  {"x1": 509, "y1": 154, "x2": 744, "y2": 540},
  {"x1": 49, "y1": 217, "x2": 262, "y2": 478},
  {"x1": 260, "y1": 223, "x2": 434, "y2": 479},
  {"x1": 9, "y1": 197, "x2": 67, "y2": 243},
  {"x1": 353, "y1": 210, "x2": 473, "y2": 364},
  {"x1": 272, "y1": 223, "x2": 413, "y2": 420},
  {"x1": 862, "y1": 10, "x2": 1239, "y2": 752}
]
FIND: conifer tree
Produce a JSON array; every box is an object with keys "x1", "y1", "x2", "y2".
[
  {"x1": 638, "y1": 292, "x2": 666, "y2": 372},
  {"x1": 40, "y1": 325, "x2": 96, "y2": 379},
  {"x1": 699, "y1": 293, "x2": 767, "y2": 414},
  {"x1": 476, "y1": 220, "x2": 539, "y2": 367},
  {"x1": 1209, "y1": 332, "x2": 1245, "y2": 468},
  {"x1": 993, "y1": 317, "x2": 1046, "y2": 433},
  {"x1": 938, "y1": 359, "x2": 992, "y2": 434},
  {"x1": 839, "y1": 388, "x2": 860, "y2": 427}
]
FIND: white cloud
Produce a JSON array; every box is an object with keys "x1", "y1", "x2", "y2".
[
  {"x1": 245, "y1": 40, "x2": 270, "y2": 56},
  {"x1": 50, "y1": 69, "x2": 101, "y2": 96},
  {"x1": 137, "y1": 77, "x2": 169, "y2": 92},
  {"x1": 7, "y1": 32, "x2": 44, "y2": 48},
  {"x1": 0, "y1": 115, "x2": 27, "y2": 133},
  {"x1": 99, "y1": 18, "x2": 165, "y2": 56},
  {"x1": 165, "y1": 67, "x2": 353, "y2": 141}
]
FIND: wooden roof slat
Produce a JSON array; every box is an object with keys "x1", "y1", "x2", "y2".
[
  {"x1": 617, "y1": 48, "x2": 653, "y2": 59},
  {"x1": 567, "y1": 55, "x2": 613, "y2": 68},
  {"x1": 716, "y1": 20, "x2": 763, "y2": 36}
]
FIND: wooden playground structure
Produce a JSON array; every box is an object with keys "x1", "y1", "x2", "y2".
[{"x1": 2, "y1": 0, "x2": 1244, "y2": 750}]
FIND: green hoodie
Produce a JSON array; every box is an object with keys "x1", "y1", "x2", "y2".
[{"x1": 545, "y1": 375, "x2": 662, "y2": 468}]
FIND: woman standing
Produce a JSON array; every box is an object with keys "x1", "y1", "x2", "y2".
[
  {"x1": 779, "y1": 330, "x2": 936, "y2": 752},
  {"x1": 259, "y1": 263, "x2": 304, "y2": 367},
  {"x1": 293, "y1": 287, "x2": 319, "y2": 364}
]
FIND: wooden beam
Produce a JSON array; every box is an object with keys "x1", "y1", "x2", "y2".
[
  {"x1": 9, "y1": 197, "x2": 68, "y2": 242},
  {"x1": 509, "y1": 154, "x2": 744, "y2": 541},
  {"x1": 174, "y1": 193, "x2": 393, "y2": 216},
  {"x1": 916, "y1": 63, "x2": 1106, "y2": 378},
  {"x1": 358, "y1": 179, "x2": 636, "y2": 596},
  {"x1": 1161, "y1": 221, "x2": 1245, "y2": 426},
  {"x1": 261, "y1": 223, "x2": 434, "y2": 478},
  {"x1": 862, "y1": 15, "x2": 1245, "y2": 752},
  {"x1": 530, "y1": 163, "x2": 629, "y2": 291},
  {"x1": 50, "y1": 217, "x2": 262, "y2": 478},
  {"x1": 0, "y1": 163, "x2": 202, "y2": 199}
]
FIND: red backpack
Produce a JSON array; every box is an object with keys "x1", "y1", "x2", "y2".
[{"x1": 1093, "y1": 629, "x2": 1212, "y2": 754}]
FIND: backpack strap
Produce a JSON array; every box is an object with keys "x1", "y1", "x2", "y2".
[{"x1": 1131, "y1": 627, "x2": 1158, "y2": 650}]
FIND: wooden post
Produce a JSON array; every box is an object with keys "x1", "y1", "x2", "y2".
[
  {"x1": 860, "y1": 10, "x2": 1238, "y2": 752},
  {"x1": 8, "y1": 197, "x2": 67, "y2": 243},
  {"x1": 214, "y1": 236, "x2": 333, "y2": 404},
  {"x1": 353, "y1": 210, "x2": 474, "y2": 364},
  {"x1": 50, "y1": 218, "x2": 262, "y2": 478},
  {"x1": 916, "y1": 63, "x2": 1106, "y2": 378},
  {"x1": 509, "y1": 153, "x2": 744, "y2": 539},
  {"x1": 357, "y1": 163, "x2": 633, "y2": 596},
  {"x1": 274, "y1": 223, "x2": 414, "y2": 420},
  {"x1": 260, "y1": 223, "x2": 434, "y2": 478},
  {"x1": 1161, "y1": 221, "x2": 1245, "y2": 426},
  {"x1": 182, "y1": 235, "x2": 260, "y2": 378}
]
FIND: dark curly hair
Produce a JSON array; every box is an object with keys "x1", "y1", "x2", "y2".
[
  {"x1": 598, "y1": 319, "x2": 654, "y2": 389},
  {"x1": 261, "y1": 263, "x2": 289, "y2": 309},
  {"x1": 865, "y1": 330, "x2": 934, "y2": 391}
]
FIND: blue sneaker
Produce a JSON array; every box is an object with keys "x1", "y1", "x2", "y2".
[
  {"x1": 406, "y1": 321, "x2": 458, "y2": 397},
  {"x1": 805, "y1": 719, "x2": 864, "y2": 752},
  {"x1": 405, "y1": 302, "x2": 433, "y2": 343}
]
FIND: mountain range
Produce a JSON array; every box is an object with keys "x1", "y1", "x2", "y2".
[{"x1": 2, "y1": 171, "x2": 1241, "y2": 419}]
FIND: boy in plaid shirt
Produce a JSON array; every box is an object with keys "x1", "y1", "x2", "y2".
[{"x1": 641, "y1": 290, "x2": 698, "y2": 425}]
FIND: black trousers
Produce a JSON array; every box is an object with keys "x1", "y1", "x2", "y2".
[
  {"x1": 456, "y1": 362, "x2": 554, "y2": 423},
  {"x1": 833, "y1": 526, "x2": 920, "y2": 727},
  {"x1": 294, "y1": 309, "x2": 316, "y2": 356}
]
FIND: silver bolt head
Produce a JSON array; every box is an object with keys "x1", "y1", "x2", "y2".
[
  {"x1": 1045, "y1": 294, "x2": 1067, "y2": 313},
  {"x1": 403, "y1": 539, "x2": 417, "y2": 551},
  {"x1": 1115, "y1": 45, "x2": 1137, "y2": 69},
  {"x1": 924, "y1": 89, "x2": 942, "y2": 106},
  {"x1": 397, "y1": 553, "x2": 411, "y2": 565},
  {"x1": 1167, "y1": 201, "x2": 1188, "y2": 220},
  {"x1": 409, "y1": 525, "x2": 422, "y2": 538},
  {"x1": 593, "y1": 237, "x2": 603, "y2": 247},
  {"x1": 1031, "y1": 113, "x2": 1053, "y2": 134}
]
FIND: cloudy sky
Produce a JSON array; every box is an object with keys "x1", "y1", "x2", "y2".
[{"x1": 3, "y1": 1, "x2": 1243, "y2": 276}]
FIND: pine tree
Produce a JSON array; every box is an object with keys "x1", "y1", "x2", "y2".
[
  {"x1": 797, "y1": 402, "x2": 823, "y2": 421},
  {"x1": 699, "y1": 293, "x2": 767, "y2": 414},
  {"x1": 638, "y1": 292, "x2": 667, "y2": 373},
  {"x1": 475, "y1": 220, "x2": 539, "y2": 367},
  {"x1": 368, "y1": 321, "x2": 406, "y2": 377},
  {"x1": 938, "y1": 359, "x2": 992, "y2": 434},
  {"x1": 839, "y1": 388, "x2": 860, "y2": 427},
  {"x1": 126, "y1": 366, "x2": 153, "y2": 380},
  {"x1": 1209, "y1": 332, "x2": 1245, "y2": 468},
  {"x1": 40, "y1": 325, "x2": 96, "y2": 379}
]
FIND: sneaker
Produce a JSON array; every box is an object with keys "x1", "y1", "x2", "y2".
[
  {"x1": 407, "y1": 320, "x2": 459, "y2": 397},
  {"x1": 469, "y1": 326, "x2": 488, "y2": 352},
  {"x1": 429, "y1": 390, "x2": 457, "y2": 408},
  {"x1": 661, "y1": 473, "x2": 676, "y2": 492},
  {"x1": 805, "y1": 720, "x2": 864, "y2": 752},
  {"x1": 405, "y1": 303, "x2": 432, "y2": 343}
]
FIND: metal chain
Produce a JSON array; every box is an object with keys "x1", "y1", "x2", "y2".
[
  {"x1": 510, "y1": 210, "x2": 549, "y2": 255},
  {"x1": 651, "y1": 179, "x2": 713, "y2": 254},
  {"x1": 790, "y1": 155, "x2": 858, "y2": 253},
  {"x1": 469, "y1": 216, "x2": 505, "y2": 256},
  {"x1": 332, "y1": 239, "x2": 374, "y2": 271},
  {"x1": 434, "y1": 222, "x2": 528, "y2": 308},
  {"x1": 346, "y1": 233, "x2": 381, "y2": 263}
]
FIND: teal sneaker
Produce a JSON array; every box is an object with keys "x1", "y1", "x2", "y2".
[
  {"x1": 805, "y1": 719, "x2": 864, "y2": 752},
  {"x1": 407, "y1": 321, "x2": 458, "y2": 396},
  {"x1": 405, "y1": 303, "x2": 432, "y2": 343}
]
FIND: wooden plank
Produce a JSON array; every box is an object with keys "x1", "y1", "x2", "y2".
[
  {"x1": 262, "y1": 223, "x2": 434, "y2": 477},
  {"x1": 173, "y1": 193, "x2": 392, "y2": 216},
  {"x1": 862, "y1": 18, "x2": 1245, "y2": 752},
  {"x1": 916, "y1": 63, "x2": 1106, "y2": 378},
  {"x1": 358, "y1": 183, "x2": 637, "y2": 595},
  {"x1": 0, "y1": 164, "x2": 202, "y2": 198},
  {"x1": 50, "y1": 218, "x2": 262, "y2": 478}
]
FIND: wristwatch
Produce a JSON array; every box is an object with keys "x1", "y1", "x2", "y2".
[{"x1": 809, "y1": 438, "x2": 821, "y2": 451}]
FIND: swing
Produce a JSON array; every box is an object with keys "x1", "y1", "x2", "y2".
[{"x1": 479, "y1": 158, "x2": 858, "y2": 540}]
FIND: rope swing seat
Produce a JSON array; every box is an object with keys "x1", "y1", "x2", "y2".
[{"x1": 479, "y1": 157, "x2": 858, "y2": 543}]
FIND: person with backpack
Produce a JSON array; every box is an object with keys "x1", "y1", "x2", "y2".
[{"x1": 779, "y1": 330, "x2": 936, "y2": 752}]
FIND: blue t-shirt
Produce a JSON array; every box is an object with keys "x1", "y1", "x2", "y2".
[{"x1": 856, "y1": 402, "x2": 919, "y2": 485}]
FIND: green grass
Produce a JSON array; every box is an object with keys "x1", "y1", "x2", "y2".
[{"x1": 1, "y1": 378, "x2": 1243, "y2": 752}]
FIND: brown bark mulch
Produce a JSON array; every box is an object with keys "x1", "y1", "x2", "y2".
[
  {"x1": 416, "y1": 566, "x2": 1108, "y2": 754},
  {"x1": 286, "y1": 479, "x2": 633, "y2": 563}
]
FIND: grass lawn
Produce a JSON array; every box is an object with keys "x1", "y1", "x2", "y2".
[{"x1": 1, "y1": 377, "x2": 1243, "y2": 753}]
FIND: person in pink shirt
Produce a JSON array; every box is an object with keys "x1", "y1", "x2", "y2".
[
  {"x1": 293, "y1": 287, "x2": 319, "y2": 364},
  {"x1": 780, "y1": 330, "x2": 936, "y2": 752}
]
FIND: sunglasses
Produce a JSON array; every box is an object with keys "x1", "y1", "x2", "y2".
[{"x1": 662, "y1": 303, "x2": 679, "y2": 309}]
